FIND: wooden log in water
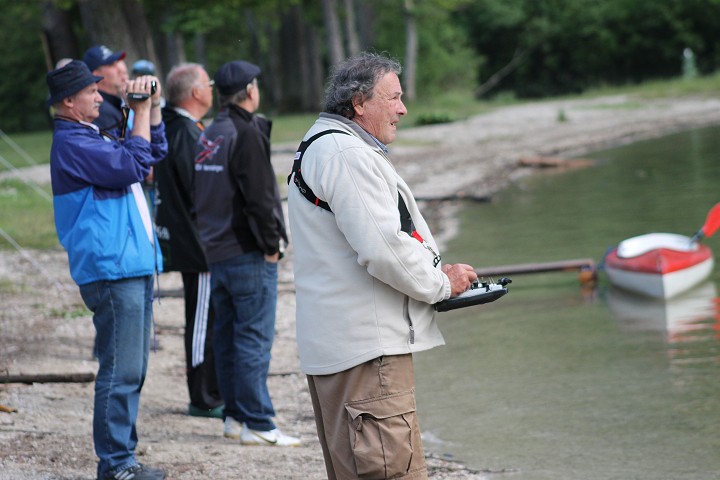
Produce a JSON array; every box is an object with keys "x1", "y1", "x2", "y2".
[
  {"x1": 475, "y1": 258, "x2": 597, "y2": 286},
  {"x1": 414, "y1": 192, "x2": 491, "y2": 202},
  {"x1": 0, "y1": 372, "x2": 96, "y2": 384}
]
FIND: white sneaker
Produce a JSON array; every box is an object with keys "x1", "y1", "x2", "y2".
[
  {"x1": 223, "y1": 417, "x2": 243, "y2": 440},
  {"x1": 240, "y1": 424, "x2": 301, "y2": 447}
]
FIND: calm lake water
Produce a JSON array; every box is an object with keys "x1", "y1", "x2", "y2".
[{"x1": 415, "y1": 125, "x2": 720, "y2": 479}]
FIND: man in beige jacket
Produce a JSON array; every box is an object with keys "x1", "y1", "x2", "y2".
[{"x1": 288, "y1": 52, "x2": 477, "y2": 479}]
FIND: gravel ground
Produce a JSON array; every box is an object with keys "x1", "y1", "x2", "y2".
[{"x1": 2, "y1": 93, "x2": 720, "y2": 479}]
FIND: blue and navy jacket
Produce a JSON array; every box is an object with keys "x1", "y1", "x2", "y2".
[{"x1": 50, "y1": 118, "x2": 168, "y2": 286}]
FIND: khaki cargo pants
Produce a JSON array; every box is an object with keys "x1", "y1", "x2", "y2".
[{"x1": 307, "y1": 354, "x2": 428, "y2": 480}]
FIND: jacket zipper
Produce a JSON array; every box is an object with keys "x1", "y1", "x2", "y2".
[{"x1": 403, "y1": 296, "x2": 415, "y2": 344}]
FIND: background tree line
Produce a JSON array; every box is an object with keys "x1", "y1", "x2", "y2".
[{"x1": 3, "y1": 0, "x2": 720, "y2": 133}]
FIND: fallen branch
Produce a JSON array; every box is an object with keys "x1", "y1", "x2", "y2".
[
  {"x1": 475, "y1": 47, "x2": 529, "y2": 98},
  {"x1": 0, "y1": 403, "x2": 18, "y2": 413},
  {"x1": 0, "y1": 372, "x2": 95, "y2": 384},
  {"x1": 518, "y1": 156, "x2": 595, "y2": 169}
]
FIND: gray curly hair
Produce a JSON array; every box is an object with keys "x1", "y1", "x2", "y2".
[{"x1": 324, "y1": 52, "x2": 402, "y2": 120}]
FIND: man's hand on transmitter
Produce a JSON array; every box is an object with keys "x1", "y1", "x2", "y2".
[{"x1": 442, "y1": 263, "x2": 478, "y2": 297}]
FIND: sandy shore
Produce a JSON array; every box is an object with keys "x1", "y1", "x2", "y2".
[{"x1": 2, "y1": 93, "x2": 720, "y2": 479}]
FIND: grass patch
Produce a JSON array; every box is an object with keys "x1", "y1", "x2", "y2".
[
  {"x1": 572, "y1": 72, "x2": 720, "y2": 99},
  {"x1": 0, "y1": 179, "x2": 57, "y2": 250},
  {"x1": 404, "y1": 87, "x2": 495, "y2": 127},
  {"x1": 0, "y1": 277, "x2": 17, "y2": 293},
  {"x1": 47, "y1": 304, "x2": 90, "y2": 319},
  {"x1": 270, "y1": 113, "x2": 317, "y2": 143},
  {"x1": 0, "y1": 130, "x2": 52, "y2": 173}
]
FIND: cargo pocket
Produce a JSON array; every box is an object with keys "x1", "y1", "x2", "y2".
[{"x1": 345, "y1": 390, "x2": 420, "y2": 479}]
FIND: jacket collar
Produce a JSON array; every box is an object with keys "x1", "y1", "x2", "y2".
[
  {"x1": 319, "y1": 112, "x2": 387, "y2": 151},
  {"x1": 54, "y1": 115, "x2": 101, "y2": 134},
  {"x1": 162, "y1": 104, "x2": 196, "y2": 122},
  {"x1": 227, "y1": 103, "x2": 253, "y2": 121}
]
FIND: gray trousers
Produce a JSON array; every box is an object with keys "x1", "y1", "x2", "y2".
[{"x1": 307, "y1": 354, "x2": 428, "y2": 480}]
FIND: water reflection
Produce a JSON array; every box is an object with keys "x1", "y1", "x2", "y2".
[
  {"x1": 605, "y1": 281, "x2": 720, "y2": 367},
  {"x1": 605, "y1": 282, "x2": 717, "y2": 336}
]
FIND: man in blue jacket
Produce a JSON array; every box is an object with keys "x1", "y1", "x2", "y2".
[{"x1": 47, "y1": 60, "x2": 167, "y2": 480}]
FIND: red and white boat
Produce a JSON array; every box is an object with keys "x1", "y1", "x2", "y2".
[{"x1": 604, "y1": 233, "x2": 714, "y2": 299}]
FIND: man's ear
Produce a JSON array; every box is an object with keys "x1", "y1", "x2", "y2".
[
  {"x1": 352, "y1": 96, "x2": 364, "y2": 117},
  {"x1": 246, "y1": 82, "x2": 257, "y2": 100}
]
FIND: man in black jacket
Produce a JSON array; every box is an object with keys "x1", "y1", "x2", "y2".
[
  {"x1": 192, "y1": 60, "x2": 299, "y2": 446},
  {"x1": 154, "y1": 63, "x2": 224, "y2": 419}
]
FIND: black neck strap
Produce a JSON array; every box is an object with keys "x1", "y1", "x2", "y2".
[{"x1": 289, "y1": 129, "x2": 415, "y2": 235}]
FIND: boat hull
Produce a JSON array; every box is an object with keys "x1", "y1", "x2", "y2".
[{"x1": 604, "y1": 233, "x2": 715, "y2": 299}]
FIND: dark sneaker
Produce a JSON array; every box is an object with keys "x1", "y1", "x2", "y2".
[
  {"x1": 100, "y1": 464, "x2": 166, "y2": 480},
  {"x1": 188, "y1": 403, "x2": 224, "y2": 419}
]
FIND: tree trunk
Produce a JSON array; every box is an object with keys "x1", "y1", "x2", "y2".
[
  {"x1": 77, "y1": 0, "x2": 159, "y2": 74},
  {"x1": 356, "y1": 2, "x2": 375, "y2": 50},
  {"x1": 279, "y1": 6, "x2": 307, "y2": 111},
  {"x1": 322, "y1": 0, "x2": 345, "y2": 66},
  {"x1": 120, "y1": 0, "x2": 160, "y2": 73},
  {"x1": 40, "y1": 1, "x2": 80, "y2": 69},
  {"x1": 265, "y1": 21, "x2": 283, "y2": 111},
  {"x1": 403, "y1": 0, "x2": 418, "y2": 101},
  {"x1": 163, "y1": 31, "x2": 186, "y2": 72},
  {"x1": 306, "y1": 24, "x2": 325, "y2": 111},
  {"x1": 193, "y1": 32, "x2": 207, "y2": 68},
  {"x1": 343, "y1": 0, "x2": 361, "y2": 56}
]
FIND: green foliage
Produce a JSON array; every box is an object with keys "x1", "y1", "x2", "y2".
[
  {"x1": 459, "y1": 0, "x2": 720, "y2": 98},
  {"x1": 144, "y1": 0, "x2": 299, "y2": 81},
  {"x1": 414, "y1": 3, "x2": 479, "y2": 93},
  {"x1": 4, "y1": 0, "x2": 720, "y2": 131},
  {"x1": 371, "y1": 0, "x2": 478, "y2": 95},
  {"x1": 0, "y1": 1, "x2": 52, "y2": 132}
]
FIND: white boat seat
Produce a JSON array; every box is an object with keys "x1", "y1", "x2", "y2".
[{"x1": 617, "y1": 233, "x2": 697, "y2": 258}]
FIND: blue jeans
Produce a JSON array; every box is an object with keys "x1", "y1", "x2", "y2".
[
  {"x1": 209, "y1": 252, "x2": 277, "y2": 431},
  {"x1": 79, "y1": 276, "x2": 153, "y2": 478}
]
